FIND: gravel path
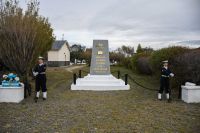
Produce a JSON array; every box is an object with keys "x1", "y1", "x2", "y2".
[
  {"x1": 0, "y1": 67, "x2": 200, "y2": 133},
  {"x1": 65, "y1": 65, "x2": 86, "y2": 73}
]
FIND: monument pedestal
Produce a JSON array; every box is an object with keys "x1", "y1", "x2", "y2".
[
  {"x1": 0, "y1": 84, "x2": 24, "y2": 103},
  {"x1": 181, "y1": 85, "x2": 200, "y2": 103},
  {"x1": 71, "y1": 74, "x2": 130, "y2": 91}
]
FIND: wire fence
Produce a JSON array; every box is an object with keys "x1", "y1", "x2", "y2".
[
  {"x1": 127, "y1": 75, "x2": 158, "y2": 91},
  {"x1": 71, "y1": 69, "x2": 183, "y2": 100}
]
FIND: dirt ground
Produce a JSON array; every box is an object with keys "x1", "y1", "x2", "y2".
[{"x1": 0, "y1": 66, "x2": 200, "y2": 133}]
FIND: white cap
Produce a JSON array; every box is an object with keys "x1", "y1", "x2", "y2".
[
  {"x1": 38, "y1": 56, "x2": 44, "y2": 59},
  {"x1": 162, "y1": 60, "x2": 168, "y2": 63}
]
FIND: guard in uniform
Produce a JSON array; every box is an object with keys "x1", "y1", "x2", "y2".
[
  {"x1": 33, "y1": 56, "x2": 47, "y2": 102},
  {"x1": 158, "y1": 60, "x2": 174, "y2": 100}
]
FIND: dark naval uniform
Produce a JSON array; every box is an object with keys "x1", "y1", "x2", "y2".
[
  {"x1": 158, "y1": 60, "x2": 174, "y2": 101},
  {"x1": 33, "y1": 62, "x2": 47, "y2": 103},
  {"x1": 159, "y1": 67, "x2": 172, "y2": 94},
  {"x1": 34, "y1": 63, "x2": 47, "y2": 93}
]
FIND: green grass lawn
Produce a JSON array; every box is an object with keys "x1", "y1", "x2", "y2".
[{"x1": 0, "y1": 66, "x2": 200, "y2": 133}]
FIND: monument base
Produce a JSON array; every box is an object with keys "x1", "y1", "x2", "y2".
[
  {"x1": 0, "y1": 84, "x2": 24, "y2": 103},
  {"x1": 181, "y1": 85, "x2": 200, "y2": 103},
  {"x1": 71, "y1": 74, "x2": 130, "y2": 91}
]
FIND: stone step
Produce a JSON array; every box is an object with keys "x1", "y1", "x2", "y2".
[
  {"x1": 83, "y1": 75, "x2": 116, "y2": 80},
  {"x1": 76, "y1": 78, "x2": 125, "y2": 86},
  {"x1": 76, "y1": 83, "x2": 125, "y2": 86},
  {"x1": 71, "y1": 84, "x2": 130, "y2": 91},
  {"x1": 71, "y1": 74, "x2": 130, "y2": 91},
  {"x1": 76, "y1": 79, "x2": 124, "y2": 83}
]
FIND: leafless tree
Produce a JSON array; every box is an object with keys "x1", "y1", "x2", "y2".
[{"x1": 0, "y1": 0, "x2": 54, "y2": 97}]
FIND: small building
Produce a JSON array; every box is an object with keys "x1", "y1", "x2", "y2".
[
  {"x1": 70, "y1": 44, "x2": 86, "y2": 52},
  {"x1": 48, "y1": 40, "x2": 70, "y2": 67}
]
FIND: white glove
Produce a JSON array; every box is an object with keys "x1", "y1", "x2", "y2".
[
  {"x1": 170, "y1": 73, "x2": 174, "y2": 77},
  {"x1": 33, "y1": 72, "x2": 38, "y2": 76}
]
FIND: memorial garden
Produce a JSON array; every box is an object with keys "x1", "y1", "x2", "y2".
[{"x1": 0, "y1": 0, "x2": 200, "y2": 132}]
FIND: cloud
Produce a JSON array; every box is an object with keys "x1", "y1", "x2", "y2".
[
  {"x1": 88, "y1": 0, "x2": 200, "y2": 40},
  {"x1": 20, "y1": 0, "x2": 200, "y2": 49}
]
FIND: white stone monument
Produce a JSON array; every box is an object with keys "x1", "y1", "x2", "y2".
[
  {"x1": 181, "y1": 82, "x2": 200, "y2": 103},
  {"x1": 0, "y1": 84, "x2": 24, "y2": 103},
  {"x1": 71, "y1": 40, "x2": 130, "y2": 91}
]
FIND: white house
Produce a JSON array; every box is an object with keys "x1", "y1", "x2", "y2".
[{"x1": 48, "y1": 40, "x2": 70, "y2": 67}]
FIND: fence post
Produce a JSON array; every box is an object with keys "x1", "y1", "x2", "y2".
[
  {"x1": 178, "y1": 85, "x2": 182, "y2": 99},
  {"x1": 79, "y1": 70, "x2": 82, "y2": 78},
  {"x1": 125, "y1": 74, "x2": 128, "y2": 85},
  {"x1": 73, "y1": 73, "x2": 77, "y2": 85},
  {"x1": 118, "y1": 70, "x2": 120, "y2": 79}
]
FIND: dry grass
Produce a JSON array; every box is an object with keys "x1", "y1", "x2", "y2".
[{"x1": 0, "y1": 66, "x2": 200, "y2": 133}]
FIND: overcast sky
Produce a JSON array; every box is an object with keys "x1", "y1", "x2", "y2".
[{"x1": 20, "y1": 0, "x2": 200, "y2": 49}]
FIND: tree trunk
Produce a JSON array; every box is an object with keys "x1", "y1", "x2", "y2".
[{"x1": 23, "y1": 73, "x2": 32, "y2": 98}]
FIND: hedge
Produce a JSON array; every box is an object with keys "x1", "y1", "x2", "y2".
[
  {"x1": 150, "y1": 46, "x2": 190, "y2": 74},
  {"x1": 120, "y1": 46, "x2": 200, "y2": 91}
]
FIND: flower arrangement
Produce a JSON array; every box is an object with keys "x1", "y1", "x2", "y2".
[{"x1": 1, "y1": 73, "x2": 20, "y2": 87}]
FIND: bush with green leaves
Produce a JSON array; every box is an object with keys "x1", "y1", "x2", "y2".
[
  {"x1": 120, "y1": 46, "x2": 199, "y2": 92},
  {"x1": 172, "y1": 49, "x2": 200, "y2": 86},
  {"x1": 118, "y1": 57, "x2": 132, "y2": 69},
  {"x1": 136, "y1": 56, "x2": 152, "y2": 75},
  {"x1": 130, "y1": 52, "x2": 152, "y2": 73},
  {"x1": 150, "y1": 46, "x2": 190, "y2": 74}
]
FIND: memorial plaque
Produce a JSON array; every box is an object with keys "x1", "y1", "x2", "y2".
[{"x1": 90, "y1": 40, "x2": 110, "y2": 75}]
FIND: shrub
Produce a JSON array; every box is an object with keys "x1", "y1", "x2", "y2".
[
  {"x1": 150, "y1": 46, "x2": 190, "y2": 74},
  {"x1": 137, "y1": 57, "x2": 152, "y2": 75},
  {"x1": 119, "y1": 46, "x2": 199, "y2": 93},
  {"x1": 119, "y1": 57, "x2": 132, "y2": 69},
  {"x1": 131, "y1": 52, "x2": 152, "y2": 73},
  {"x1": 172, "y1": 49, "x2": 200, "y2": 85}
]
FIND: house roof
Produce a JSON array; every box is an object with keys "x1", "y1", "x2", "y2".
[{"x1": 51, "y1": 40, "x2": 70, "y2": 51}]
